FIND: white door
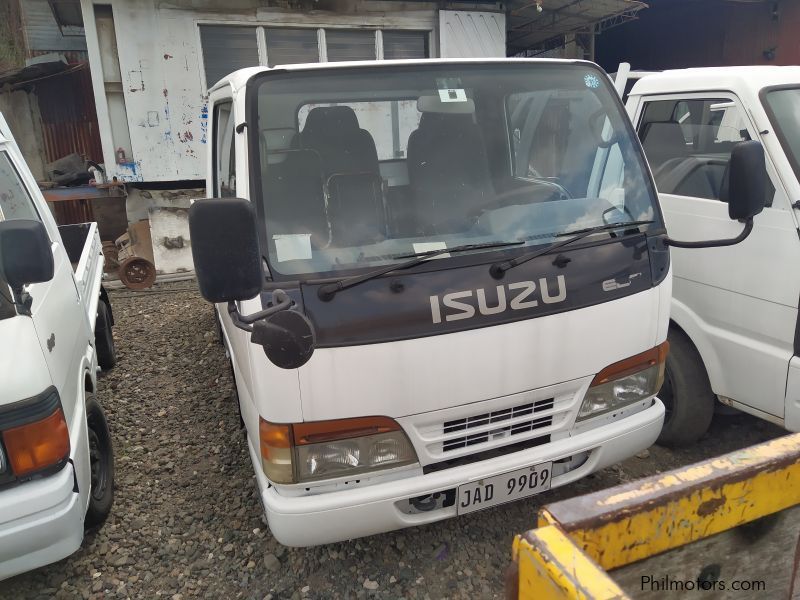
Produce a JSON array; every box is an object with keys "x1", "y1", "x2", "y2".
[
  {"x1": 635, "y1": 93, "x2": 800, "y2": 420},
  {"x1": 0, "y1": 150, "x2": 87, "y2": 425}
]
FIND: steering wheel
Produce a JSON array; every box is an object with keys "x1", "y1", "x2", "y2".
[{"x1": 470, "y1": 182, "x2": 571, "y2": 218}]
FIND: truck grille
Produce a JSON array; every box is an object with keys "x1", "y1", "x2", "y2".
[{"x1": 442, "y1": 398, "x2": 555, "y2": 452}]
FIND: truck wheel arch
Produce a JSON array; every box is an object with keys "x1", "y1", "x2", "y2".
[{"x1": 668, "y1": 298, "x2": 725, "y2": 395}]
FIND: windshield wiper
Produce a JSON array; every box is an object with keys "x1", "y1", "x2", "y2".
[
  {"x1": 317, "y1": 241, "x2": 524, "y2": 301},
  {"x1": 489, "y1": 220, "x2": 653, "y2": 279}
]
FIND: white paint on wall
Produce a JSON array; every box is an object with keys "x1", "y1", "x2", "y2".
[
  {"x1": 82, "y1": 0, "x2": 503, "y2": 185},
  {"x1": 148, "y1": 206, "x2": 194, "y2": 274}
]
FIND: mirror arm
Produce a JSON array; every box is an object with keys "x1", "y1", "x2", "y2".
[
  {"x1": 8, "y1": 286, "x2": 33, "y2": 317},
  {"x1": 226, "y1": 289, "x2": 294, "y2": 333},
  {"x1": 664, "y1": 217, "x2": 753, "y2": 249}
]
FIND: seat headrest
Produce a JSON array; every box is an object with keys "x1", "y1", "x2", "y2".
[
  {"x1": 302, "y1": 106, "x2": 360, "y2": 137},
  {"x1": 641, "y1": 122, "x2": 689, "y2": 156}
]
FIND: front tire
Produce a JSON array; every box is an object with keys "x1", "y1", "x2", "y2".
[
  {"x1": 657, "y1": 328, "x2": 715, "y2": 447},
  {"x1": 95, "y1": 301, "x2": 116, "y2": 370},
  {"x1": 84, "y1": 394, "x2": 114, "y2": 529}
]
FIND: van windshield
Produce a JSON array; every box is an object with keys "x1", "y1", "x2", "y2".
[
  {"x1": 252, "y1": 63, "x2": 657, "y2": 277},
  {"x1": 763, "y1": 87, "x2": 800, "y2": 182}
]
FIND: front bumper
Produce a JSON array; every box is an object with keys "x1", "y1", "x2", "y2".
[
  {"x1": 0, "y1": 464, "x2": 83, "y2": 581},
  {"x1": 252, "y1": 399, "x2": 664, "y2": 546}
]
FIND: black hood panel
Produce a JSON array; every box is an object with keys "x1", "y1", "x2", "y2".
[{"x1": 284, "y1": 235, "x2": 654, "y2": 348}]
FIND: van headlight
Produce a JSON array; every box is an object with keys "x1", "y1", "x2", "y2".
[
  {"x1": 259, "y1": 416, "x2": 418, "y2": 484},
  {"x1": 577, "y1": 341, "x2": 669, "y2": 421}
]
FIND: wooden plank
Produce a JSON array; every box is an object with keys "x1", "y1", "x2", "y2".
[
  {"x1": 514, "y1": 525, "x2": 629, "y2": 600},
  {"x1": 537, "y1": 434, "x2": 800, "y2": 570}
]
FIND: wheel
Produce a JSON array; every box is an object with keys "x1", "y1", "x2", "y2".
[
  {"x1": 118, "y1": 256, "x2": 156, "y2": 290},
  {"x1": 84, "y1": 395, "x2": 114, "y2": 529},
  {"x1": 657, "y1": 328, "x2": 715, "y2": 447},
  {"x1": 95, "y1": 301, "x2": 116, "y2": 370}
]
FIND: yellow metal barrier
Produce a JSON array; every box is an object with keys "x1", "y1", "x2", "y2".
[{"x1": 509, "y1": 433, "x2": 800, "y2": 599}]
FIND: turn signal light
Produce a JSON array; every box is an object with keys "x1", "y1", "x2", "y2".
[
  {"x1": 2, "y1": 408, "x2": 70, "y2": 477},
  {"x1": 259, "y1": 416, "x2": 418, "y2": 484},
  {"x1": 590, "y1": 341, "x2": 670, "y2": 387}
]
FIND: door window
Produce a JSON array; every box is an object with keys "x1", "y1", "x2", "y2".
[
  {"x1": 214, "y1": 102, "x2": 236, "y2": 198},
  {"x1": 0, "y1": 151, "x2": 40, "y2": 221},
  {"x1": 638, "y1": 97, "x2": 773, "y2": 204}
]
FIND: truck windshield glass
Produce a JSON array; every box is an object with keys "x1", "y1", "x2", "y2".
[
  {"x1": 764, "y1": 88, "x2": 800, "y2": 181},
  {"x1": 252, "y1": 63, "x2": 657, "y2": 277}
]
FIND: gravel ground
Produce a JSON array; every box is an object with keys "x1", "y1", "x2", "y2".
[{"x1": 1, "y1": 282, "x2": 785, "y2": 600}]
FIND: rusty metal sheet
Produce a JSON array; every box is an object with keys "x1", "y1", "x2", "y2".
[
  {"x1": 537, "y1": 434, "x2": 800, "y2": 570},
  {"x1": 36, "y1": 63, "x2": 103, "y2": 165},
  {"x1": 42, "y1": 183, "x2": 125, "y2": 202}
]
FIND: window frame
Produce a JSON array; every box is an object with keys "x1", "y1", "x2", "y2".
[
  {"x1": 211, "y1": 100, "x2": 236, "y2": 198},
  {"x1": 196, "y1": 22, "x2": 433, "y2": 91},
  {"x1": 634, "y1": 91, "x2": 782, "y2": 208},
  {"x1": 0, "y1": 150, "x2": 43, "y2": 223},
  {"x1": 759, "y1": 84, "x2": 800, "y2": 186}
]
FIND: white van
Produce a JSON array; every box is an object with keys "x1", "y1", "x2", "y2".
[
  {"x1": 626, "y1": 66, "x2": 800, "y2": 445},
  {"x1": 0, "y1": 114, "x2": 115, "y2": 579},
  {"x1": 188, "y1": 59, "x2": 766, "y2": 546}
]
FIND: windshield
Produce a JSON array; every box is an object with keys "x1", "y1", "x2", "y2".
[
  {"x1": 252, "y1": 62, "x2": 658, "y2": 277},
  {"x1": 763, "y1": 87, "x2": 800, "y2": 181}
]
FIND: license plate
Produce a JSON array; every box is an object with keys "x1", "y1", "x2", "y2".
[{"x1": 457, "y1": 462, "x2": 552, "y2": 515}]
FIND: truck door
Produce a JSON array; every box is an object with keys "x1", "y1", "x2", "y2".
[
  {"x1": 0, "y1": 150, "x2": 87, "y2": 425},
  {"x1": 634, "y1": 93, "x2": 800, "y2": 420},
  {"x1": 211, "y1": 99, "x2": 257, "y2": 413}
]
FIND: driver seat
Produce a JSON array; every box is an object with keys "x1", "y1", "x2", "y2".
[{"x1": 407, "y1": 113, "x2": 494, "y2": 233}]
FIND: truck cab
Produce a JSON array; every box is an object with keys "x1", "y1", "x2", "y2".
[
  {"x1": 0, "y1": 115, "x2": 115, "y2": 579},
  {"x1": 189, "y1": 59, "x2": 765, "y2": 546},
  {"x1": 626, "y1": 66, "x2": 800, "y2": 444}
]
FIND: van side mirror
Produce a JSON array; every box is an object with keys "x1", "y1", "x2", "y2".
[
  {"x1": 722, "y1": 140, "x2": 767, "y2": 220},
  {"x1": 665, "y1": 140, "x2": 767, "y2": 249},
  {"x1": 0, "y1": 219, "x2": 54, "y2": 290},
  {"x1": 189, "y1": 198, "x2": 262, "y2": 302}
]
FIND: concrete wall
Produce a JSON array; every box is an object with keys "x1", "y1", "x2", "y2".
[{"x1": 0, "y1": 90, "x2": 46, "y2": 180}]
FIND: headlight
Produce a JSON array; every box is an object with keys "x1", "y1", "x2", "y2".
[
  {"x1": 577, "y1": 341, "x2": 669, "y2": 421},
  {"x1": 260, "y1": 416, "x2": 418, "y2": 484}
]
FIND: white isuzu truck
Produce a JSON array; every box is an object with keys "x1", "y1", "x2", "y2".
[
  {"x1": 0, "y1": 114, "x2": 115, "y2": 579},
  {"x1": 625, "y1": 66, "x2": 800, "y2": 445},
  {"x1": 188, "y1": 58, "x2": 767, "y2": 546}
]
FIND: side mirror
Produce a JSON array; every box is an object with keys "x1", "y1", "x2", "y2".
[
  {"x1": 189, "y1": 198, "x2": 262, "y2": 302},
  {"x1": 665, "y1": 140, "x2": 767, "y2": 249},
  {"x1": 0, "y1": 219, "x2": 54, "y2": 290},
  {"x1": 722, "y1": 140, "x2": 767, "y2": 220},
  {"x1": 251, "y1": 309, "x2": 316, "y2": 369}
]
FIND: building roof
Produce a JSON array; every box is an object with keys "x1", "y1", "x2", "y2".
[
  {"x1": 629, "y1": 65, "x2": 800, "y2": 97},
  {"x1": 506, "y1": 0, "x2": 648, "y2": 54}
]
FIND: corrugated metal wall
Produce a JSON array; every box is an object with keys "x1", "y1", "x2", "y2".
[
  {"x1": 36, "y1": 64, "x2": 104, "y2": 164},
  {"x1": 21, "y1": 0, "x2": 87, "y2": 54}
]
